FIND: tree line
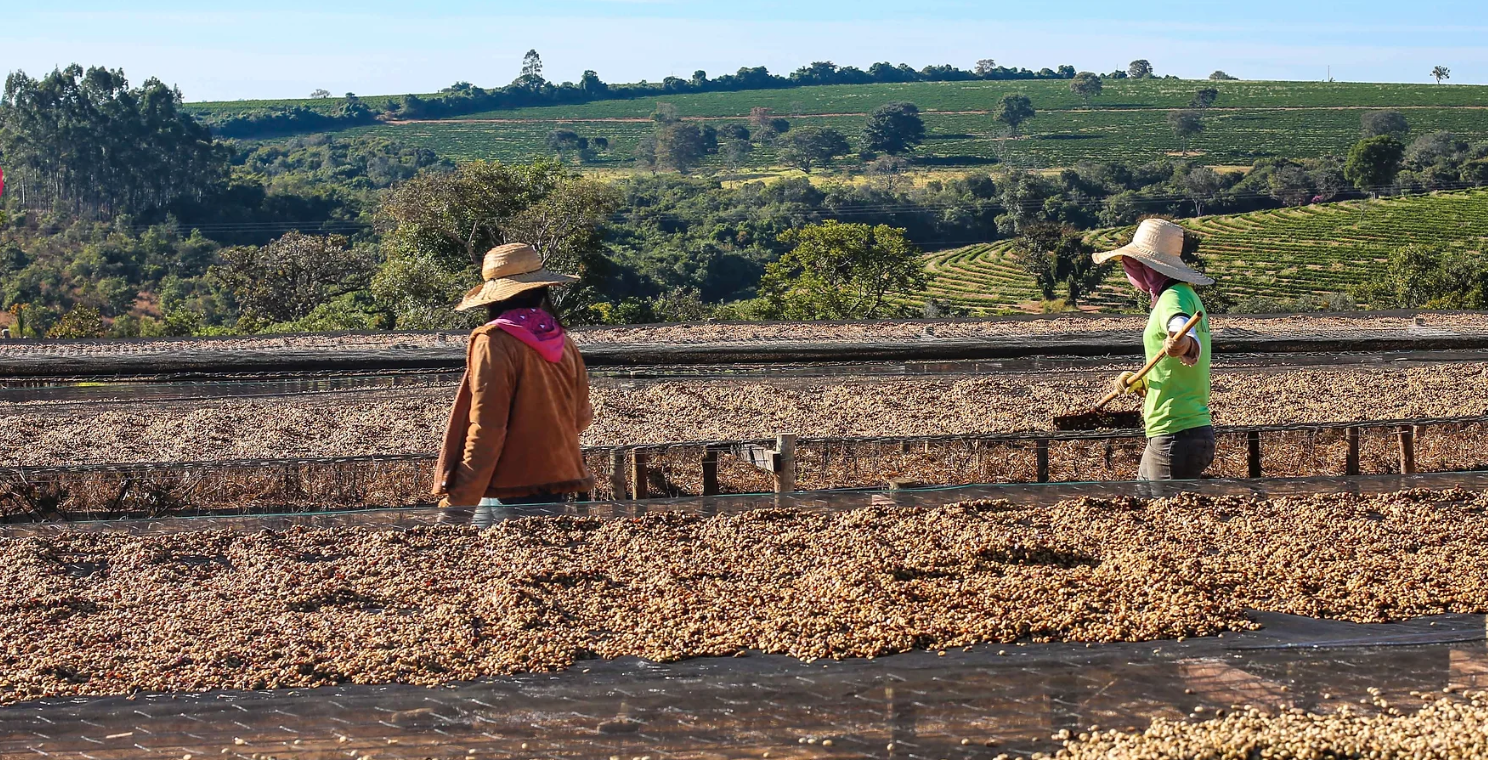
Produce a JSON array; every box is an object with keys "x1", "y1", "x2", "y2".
[{"x1": 199, "y1": 52, "x2": 1104, "y2": 140}]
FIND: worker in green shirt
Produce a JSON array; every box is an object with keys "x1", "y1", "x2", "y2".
[{"x1": 1092, "y1": 218, "x2": 1216, "y2": 481}]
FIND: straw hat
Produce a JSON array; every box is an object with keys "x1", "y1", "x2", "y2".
[
  {"x1": 1091, "y1": 219, "x2": 1214, "y2": 286},
  {"x1": 455, "y1": 243, "x2": 578, "y2": 311}
]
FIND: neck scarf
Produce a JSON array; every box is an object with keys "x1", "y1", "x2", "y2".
[
  {"x1": 489, "y1": 308, "x2": 566, "y2": 363},
  {"x1": 1122, "y1": 257, "x2": 1173, "y2": 307}
]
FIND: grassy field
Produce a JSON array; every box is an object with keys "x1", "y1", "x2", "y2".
[
  {"x1": 200, "y1": 78, "x2": 1488, "y2": 171},
  {"x1": 918, "y1": 190, "x2": 1488, "y2": 314}
]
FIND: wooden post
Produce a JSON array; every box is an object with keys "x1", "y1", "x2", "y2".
[
  {"x1": 775, "y1": 434, "x2": 797, "y2": 494},
  {"x1": 630, "y1": 450, "x2": 649, "y2": 500},
  {"x1": 1345, "y1": 427, "x2": 1360, "y2": 476},
  {"x1": 1247, "y1": 430, "x2": 1262, "y2": 479},
  {"x1": 1035, "y1": 439, "x2": 1050, "y2": 483},
  {"x1": 1399, "y1": 425, "x2": 1416, "y2": 475},
  {"x1": 702, "y1": 449, "x2": 720, "y2": 496},
  {"x1": 609, "y1": 450, "x2": 627, "y2": 501}
]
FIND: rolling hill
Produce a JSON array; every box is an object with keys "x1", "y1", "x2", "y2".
[{"x1": 918, "y1": 189, "x2": 1488, "y2": 314}]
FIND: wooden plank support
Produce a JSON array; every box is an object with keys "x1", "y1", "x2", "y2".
[
  {"x1": 1345, "y1": 426, "x2": 1360, "y2": 476},
  {"x1": 1247, "y1": 430, "x2": 1262, "y2": 479},
  {"x1": 630, "y1": 450, "x2": 650, "y2": 500},
  {"x1": 701, "y1": 449, "x2": 720, "y2": 496},
  {"x1": 609, "y1": 450, "x2": 627, "y2": 501},
  {"x1": 1035, "y1": 439, "x2": 1050, "y2": 483},
  {"x1": 776, "y1": 434, "x2": 797, "y2": 494},
  {"x1": 1399, "y1": 425, "x2": 1417, "y2": 475}
]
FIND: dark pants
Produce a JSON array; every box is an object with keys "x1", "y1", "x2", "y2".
[{"x1": 1138, "y1": 425, "x2": 1216, "y2": 482}]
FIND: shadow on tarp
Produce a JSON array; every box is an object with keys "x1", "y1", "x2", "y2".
[
  {"x1": 0, "y1": 613, "x2": 1484, "y2": 759},
  {"x1": 9, "y1": 469, "x2": 1488, "y2": 537}
]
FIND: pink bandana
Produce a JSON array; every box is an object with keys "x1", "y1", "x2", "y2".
[
  {"x1": 1122, "y1": 257, "x2": 1172, "y2": 307},
  {"x1": 489, "y1": 308, "x2": 566, "y2": 363}
]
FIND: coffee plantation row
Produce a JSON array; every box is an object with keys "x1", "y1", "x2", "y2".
[{"x1": 919, "y1": 189, "x2": 1488, "y2": 313}]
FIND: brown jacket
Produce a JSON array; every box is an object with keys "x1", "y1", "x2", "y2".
[{"x1": 433, "y1": 323, "x2": 594, "y2": 505}]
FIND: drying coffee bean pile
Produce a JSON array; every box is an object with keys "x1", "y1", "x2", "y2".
[
  {"x1": 2, "y1": 489, "x2": 1486, "y2": 705},
  {"x1": 7, "y1": 363, "x2": 1488, "y2": 466},
  {"x1": 1047, "y1": 695, "x2": 1488, "y2": 759}
]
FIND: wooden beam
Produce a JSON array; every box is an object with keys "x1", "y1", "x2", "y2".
[
  {"x1": 1399, "y1": 425, "x2": 1417, "y2": 475},
  {"x1": 1035, "y1": 439, "x2": 1050, "y2": 483},
  {"x1": 609, "y1": 450, "x2": 626, "y2": 502},
  {"x1": 702, "y1": 449, "x2": 720, "y2": 496},
  {"x1": 1247, "y1": 431, "x2": 1262, "y2": 479},
  {"x1": 1345, "y1": 427, "x2": 1360, "y2": 476},
  {"x1": 630, "y1": 450, "x2": 649, "y2": 500},
  {"x1": 775, "y1": 434, "x2": 797, "y2": 494}
]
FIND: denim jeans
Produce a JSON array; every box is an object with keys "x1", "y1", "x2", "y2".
[
  {"x1": 1138, "y1": 425, "x2": 1216, "y2": 482},
  {"x1": 439, "y1": 494, "x2": 568, "y2": 527}
]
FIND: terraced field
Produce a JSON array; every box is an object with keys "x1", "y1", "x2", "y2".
[
  {"x1": 921, "y1": 190, "x2": 1488, "y2": 313},
  {"x1": 203, "y1": 79, "x2": 1488, "y2": 171}
]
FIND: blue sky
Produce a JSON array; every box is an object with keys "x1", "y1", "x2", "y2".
[{"x1": 5, "y1": 1, "x2": 1486, "y2": 101}]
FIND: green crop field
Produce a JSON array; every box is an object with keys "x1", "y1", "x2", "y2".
[
  {"x1": 918, "y1": 190, "x2": 1488, "y2": 314},
  {"x1": 199, "y1": 78, "x2": 1488, "y2": 171}
]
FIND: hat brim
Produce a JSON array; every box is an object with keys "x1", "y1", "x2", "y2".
[
  {"x1": 1093, "y1": 243, "x2": 1215, "y2": 286},
  {"x1": 455, "y1": 269, "x2": 579, "y2": 311}
]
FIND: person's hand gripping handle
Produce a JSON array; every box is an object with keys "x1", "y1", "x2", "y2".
[{"x1": 1094, "y1": 311, "x2": 1205, "y2": 411}]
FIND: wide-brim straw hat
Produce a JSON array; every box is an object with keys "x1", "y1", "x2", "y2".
[
  {"x1": 1092, "y1": 218, "x2": 1215, "y2": 286},
  {"x1": 455, "y1": 243, "x2": 578, "y2": 311}
]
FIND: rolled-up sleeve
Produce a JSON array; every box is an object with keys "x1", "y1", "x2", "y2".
[{"x1": 445, "y1": 334, "x2": 516, "y2": 507}]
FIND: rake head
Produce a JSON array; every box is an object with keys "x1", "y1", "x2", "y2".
[{"x1": 1051, "y1": 409, "x2": 1144, "y2": 432}]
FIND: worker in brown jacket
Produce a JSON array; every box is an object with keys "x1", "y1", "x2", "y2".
[{"x1": 434, "y1": 243, "x2": 594, "y2": 525}]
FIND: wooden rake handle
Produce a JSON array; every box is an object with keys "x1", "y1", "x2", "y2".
[{"x1": 1093, "y1": 311, "x2": 1205, "y2": 411}]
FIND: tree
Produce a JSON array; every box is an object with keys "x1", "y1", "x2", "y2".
[
  {"x1": 993, "y1": 93, "x2": 1036, "y2": 137},
  {"x1": 757, "y1": 221, "x2": 927, "y2": 319},
  {"x1": 579, "y1": 70, "x2": 608, "y2": 97},
  {"x1": 651, "y1": 101, "x2": 680, "y2": 124},
  {"x1": 1180, "y1": 165, "x2": 1223, "y2": 216},
  {"x1": 309, "y1": 88, "x2": 331, "y2": 99},
  {"x1": 861, "y1": 102, "x2": 926, "y2": 155},
  {"x1": 1011, "y1": 222, "x2": 1109, "y2": 306},
  {"x1": 1361, "y1": 110, "x2": 1409, "y2": 139},
  {"x1": 373, "y1": 159, "x2": 618, "y2": 324},
  {"x1": 545, "y1": 129, "x2": 589, "y2": 163},
  {"x1": 974, "y1": 59, "x2": 998, "y2": 77},
  {"x1": 1353, "y1": 244, "x2": 1488, "y2": 309},
  {"x1": 1190, "y1": 87, "x2": 1219, "y2": 110},
  {"x1": 1069, "y1": 72, "x2": 1103, "y2": 108},
  {"x1": 1344, "y1": 135, "x2": 1405, "y2": 197},
  {"x1": 211, "y1": 233, "x2": 376, "y2": 323},
  {"x1": 1128, "y1": 60, "x2": 1154, "y2": 79},
  {"x1": 46, "y1": 305, "x2": 106, "y2": 339},
  {"x1": 1168, "y1": 110, "x2": 1205, "y2": 155},
  {"x1": 722, "y1": 138, "x2": 753, "y2": 173},
  {"x1": 0, "y1": 65, "x2": 227, "y2": 214},
  {"x1": 1432, "y1": 66, "x2": 1451, "y2": 84},
  {"x1": 517, "y1": 49, "x2": 544, "y2": 89},
  {"x1": 1267, "y1": 164, "x2": 1315, "y2": 207},
  {"x1": 777, "y1": 127, "x2": 851, "y2": 172},
  {"x1": 1209, "y1": 71, "x2": 1239, "y2": 81}
]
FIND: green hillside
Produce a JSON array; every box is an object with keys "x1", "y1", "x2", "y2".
[
  {"x1": 196, "y1": 78, "x2": 1488, "y2": 171},
  {"x1": 920, "y1": 190, "x2": 1488, "y2": 314}
]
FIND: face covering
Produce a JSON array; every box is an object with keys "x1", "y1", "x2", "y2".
[
  {"x1": 1122, "y1": 257, "x2": 1172, "y2": 307},
  {"x1": 489, "y1": 308, "x2": 566, "y2": 363}
]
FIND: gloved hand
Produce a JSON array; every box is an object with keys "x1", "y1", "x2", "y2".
[
  {"x1": 1164, "y1": 334, "x2": 1201, "y2": 367},
  {"x1": 1112, "y1": 371, "x2": 1147, "y2": 396}
]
